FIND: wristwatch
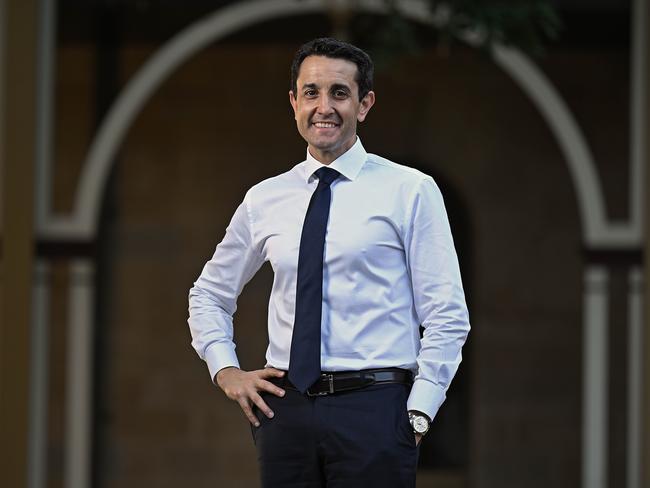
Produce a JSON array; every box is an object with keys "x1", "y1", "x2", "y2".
[{"x1": 408, "y1": 411, "x2": 431, "y2": 436}]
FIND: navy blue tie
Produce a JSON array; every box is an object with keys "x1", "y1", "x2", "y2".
[{"x1": 289, "y1": 167, "x2": 341, "y2": 393}]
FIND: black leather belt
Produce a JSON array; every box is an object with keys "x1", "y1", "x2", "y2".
[{"x1": 272, "y1": 368, "x2": 413, "y2": 397}]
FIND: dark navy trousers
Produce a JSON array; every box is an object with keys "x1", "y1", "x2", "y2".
[{"x1": 251, "y1": 382, "x2": 419, "y2": 488}]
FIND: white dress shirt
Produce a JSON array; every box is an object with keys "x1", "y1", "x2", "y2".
[{"x1": 188, "y1": 138, "x2": 470, "y2": 420}]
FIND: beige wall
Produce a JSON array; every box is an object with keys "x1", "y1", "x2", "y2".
[
  {"x1": 0, "y1": 1, "x2": 38, "y2": 487},
  {"x1": 0, "y1": 0, "x2": 5, "y2": 238},
  {"x1": 0, "y1": 2, "x2": 637, "y2": 487}
]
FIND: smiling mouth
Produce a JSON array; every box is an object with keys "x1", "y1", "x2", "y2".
[{"x1": 312, "y1": 122, "x2": 339, "y2": 128}]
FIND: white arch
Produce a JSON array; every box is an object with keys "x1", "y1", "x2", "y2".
[{"x1": 39, "y1": 0, "x2": 632, "y2": 248}]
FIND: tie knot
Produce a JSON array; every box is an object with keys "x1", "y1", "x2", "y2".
[{"x1": 315, "y1": 167, "x2": 340, "y2": 186}]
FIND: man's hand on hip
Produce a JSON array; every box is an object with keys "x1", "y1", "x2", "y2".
[
  {"x1": 415, "y1": 433, "x2": 423, "y2": 446},
  {"x1": 215, "y1": 367, "x2": 286, "y2": 427}
]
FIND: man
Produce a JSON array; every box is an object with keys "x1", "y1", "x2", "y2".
[{"x1": 188, "y1": 37, "x2": 469, "y2": 487}]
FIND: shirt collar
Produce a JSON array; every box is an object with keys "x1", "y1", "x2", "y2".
[{"x1": 303, "y1": 137, "x2": 367, "y2": 183}]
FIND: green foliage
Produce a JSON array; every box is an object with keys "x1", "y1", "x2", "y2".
[
  {"x1": 429, "y1": 0, "x2": 563, "y2": 55},
  {"x1": 296, "y1": 0, "x2": 563, "y2": 58}
]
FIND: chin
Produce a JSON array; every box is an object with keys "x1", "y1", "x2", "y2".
[
  {"x1": 310, "y1": 139, "x2": 338, "y2": 149},
  {"x1": 313, "y1": 143, "x2": 340, "y2": 154}
]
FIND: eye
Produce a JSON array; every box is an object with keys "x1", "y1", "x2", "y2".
[
  {"x1": 334, "y1": 89, "x2": 349, "y2": 99},
  {"x1": 304, "y1": 89, "x2": 317, "y2": 97}
]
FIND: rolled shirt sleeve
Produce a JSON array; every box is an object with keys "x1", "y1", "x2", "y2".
[
  {"x1": 404, "y1": 177, "x2": 470, "y2": 420},
  {"x1": 188, "y1": 194, "x2": 265, "y2": 383}
]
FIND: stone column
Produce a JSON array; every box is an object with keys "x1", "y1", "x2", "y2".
[{"x1": 583, "y1": 266, "x2": 609, "y2": 488}]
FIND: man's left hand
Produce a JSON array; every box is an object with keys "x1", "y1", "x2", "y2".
[{"x1": 415, "y1": 434, "x2": 422, "y2": 446}]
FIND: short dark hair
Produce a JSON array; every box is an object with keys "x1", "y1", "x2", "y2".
[{"x1": 290, "y1": 37, "x2": 374, "y2": 101}]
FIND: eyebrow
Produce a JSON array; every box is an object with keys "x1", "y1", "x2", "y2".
[
  {"x1": 300, "y1": 82, "x2": 352, "y2": 92},
  {"x1": 330, "y1": 83, "x2": 351, "y2": 93}
]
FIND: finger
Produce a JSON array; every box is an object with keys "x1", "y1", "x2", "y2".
[
  {"x1": 238, "y1": 399, "x2": 260, "y2": 427},
  {"x1": 251, "y1": 392, "x2": 275, "y2": 419},
  {"x1": 257, "y1": 378, "x2": 286, "y2": 398},
  {"x1": 259, "y1": 367, "x2": 286, "y2": 378}
]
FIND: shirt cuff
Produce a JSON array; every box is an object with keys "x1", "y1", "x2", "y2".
[
  {"x1": 205, "y1": 342, "x2": 240, "y2": 385},
  {"x1": 406, "y1": 378, "x2": 446, "y2": 421}
]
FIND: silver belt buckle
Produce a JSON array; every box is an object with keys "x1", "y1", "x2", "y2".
[{"x1": 307, "y1": 373, "x2": 334, "y2": 396}]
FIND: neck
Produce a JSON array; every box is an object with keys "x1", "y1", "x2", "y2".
[{"x1": 308, "y1": 137, "x2": 357, "y2": 165}]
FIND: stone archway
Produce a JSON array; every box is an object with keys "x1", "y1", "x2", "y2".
[{"x1": 40, "y1": 0, "x2": 637, "y2": 247}]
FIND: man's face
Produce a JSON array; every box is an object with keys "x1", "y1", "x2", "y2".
[{"x1": 289, "y1": 55, "x2": 375, "y2": 164}]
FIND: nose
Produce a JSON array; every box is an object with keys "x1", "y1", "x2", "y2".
[{"x1": 316, "y1": 94, "x2": 334, "y2": 114}]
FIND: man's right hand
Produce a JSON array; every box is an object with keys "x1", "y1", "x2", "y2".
[{"x1": 215, "y1": 367, "x2": 286, "y2": 427}]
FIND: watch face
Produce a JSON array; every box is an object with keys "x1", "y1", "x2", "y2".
[{"x1": 411, "y1": 415, "x2": 429, "y2": 434}]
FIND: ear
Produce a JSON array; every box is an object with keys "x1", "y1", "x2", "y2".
[
  {"x1": 357, "y1": 91, "x2": 376, "y2": 123},
  {"x1": 289, "y1": 90, "x2": 298, "y2": 119}
]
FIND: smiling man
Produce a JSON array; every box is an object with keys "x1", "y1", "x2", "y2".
[
  {"x1": 289, "y1": 54, "x2": 374, "y2": 163},
  {"x1": 188, "y1": 38, "x2": 470, "y2": 487}
]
